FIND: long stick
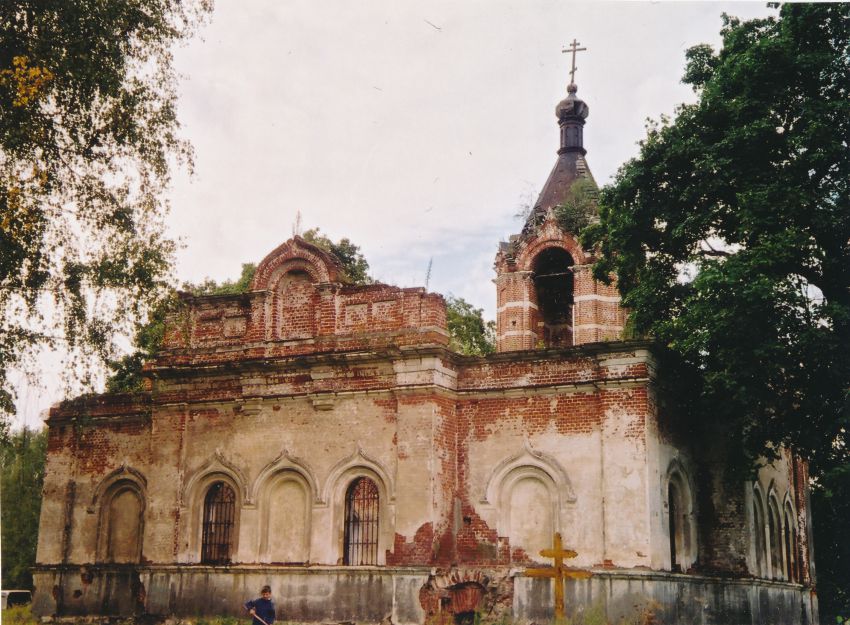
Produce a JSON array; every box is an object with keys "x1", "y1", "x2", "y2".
[{"x1": 250, "y1": 612, "x2": 271, "y2": 625}]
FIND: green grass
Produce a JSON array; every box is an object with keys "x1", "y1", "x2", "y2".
[
  {"x1": 0, "y1": 606, "x2": 664, "y2": 625},
  {"x1": 0, "y1": 610, "x2": 309, "y2": 625},
  {"x1": 196, "y1": 618, "x2": 243, "y2": 625},
  {"x1": 2, "y1": 605, "x2": 39, "y2": 625}
]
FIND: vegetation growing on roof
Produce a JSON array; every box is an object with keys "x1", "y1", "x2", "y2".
[{"x1": 302, "y1": 228, "x2": 373, "y2": 285}]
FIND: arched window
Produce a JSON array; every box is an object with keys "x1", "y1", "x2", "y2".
[
  {"x1": 532, "y1": 247, "x2": 574, "y2": 347},
  {"x1": 784, "y1": 504, "x2": 796, "y2": 582},
  {"x1": 100, "y1": 483, "x2": 144, "y2": 563},
  {"x1": 752, "y1": 489, "x2": 767, "y2": 577},
  {"x1": 202, "y1": 481, "x2": 236, "y2": 564},
  {"x1": 792, "y1": 526, "x2": 801, "y2": 582},
  {"x1": 767, "y1": 498, "x2": 783, "y2": 580},
  {"x1": 668, "y1": 480, "x2": 683, "y2": 572},
  {"x1": 665, "y1": 467, "x2": 695, "y2": 573},
  {"x1": 343, "y1": 477, "x2": 379, "y2": 565}
]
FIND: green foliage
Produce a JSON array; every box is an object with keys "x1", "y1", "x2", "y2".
[
  {"x1": 0, "y1": 0, "x2": 213, "y2": 419},
  {"x1": 105, "y1": 264, "x2": 258, "y2": 393},
  {"x1": 195, "y1": 617, "x2": 242, "y2": 625},
  {"x1": 302, "y1": 228, "x2": 373, "y2": 285},
  {"x1": 446, "y1": 295, "x2": 496, "y2": 356},
  {"x1": 105, "y1": 238, "x2": 496, "y2": 390},
  {"x1": 587, "y1": 4, "x2": 850, "y2": 474},
  {"x1": 187, "y1": 263, "x2": 257, "y2": 296},
  {"x1": 1, "y1": 605, "x2": 38, "y2": 625},
  {"x1": 554, "y1": 177, "x2": 599, "y2": 235},
  {"x1": 0, "y1": 427, "x2": 47, "y2": 589},
  {"x1": 588, "y1": 7, "x2": 850, "y2": 611},
  {"x1": 105, "y1": 296, "x2": 176, "y2": 393},
  {"x1": 812, "y1": 463, "x2": 850, "y2": 623}
]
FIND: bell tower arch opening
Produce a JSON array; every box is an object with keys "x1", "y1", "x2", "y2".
[{"x1": 532, "y1": 247, "x2": 574, "y2": 347}]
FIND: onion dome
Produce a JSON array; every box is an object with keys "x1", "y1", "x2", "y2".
[{"x1": 522, "y1": 81, "x2": 596, "y2": 235}]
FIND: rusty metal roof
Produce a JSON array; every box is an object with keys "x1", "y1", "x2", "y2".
[
  {"x1": 522, "y1": 82, "x2": 598, "y2": 236},
  {"x1": 536, "y1": 151, "x2": 595, "y2": 214},
  {"x1": 522, "y1": 152, "x2": 597, "y2": 236}
]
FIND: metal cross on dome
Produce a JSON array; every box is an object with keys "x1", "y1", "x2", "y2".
[{"x1": 562, "y1": 38, "x2": 587, "y2": 86}]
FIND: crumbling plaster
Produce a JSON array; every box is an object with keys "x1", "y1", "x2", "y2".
[{"x1": 33, "y1": 237, "x2": 816, "y2": 625}]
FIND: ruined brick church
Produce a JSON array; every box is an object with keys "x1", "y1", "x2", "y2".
[{"x1": 34, "y1": 71, "x2": 817, "y2": 625}]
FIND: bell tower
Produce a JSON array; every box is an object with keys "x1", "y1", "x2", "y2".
[{"x1": 494, "y1": 44, "x2": 625, "y2": 352}]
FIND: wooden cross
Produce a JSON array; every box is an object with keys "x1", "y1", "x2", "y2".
[
  {"x1": 525, "y1": 532, "x2": 592, "y2": 620},
  {"x1": 562, "y1": 39, "x2": 587, "y2": 85}
]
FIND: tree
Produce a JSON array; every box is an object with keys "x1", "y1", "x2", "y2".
[
  {"x1": 185, "y1": 262, "x2": 256, "y2": 297},
  {"x1": 812, "y1": 464, "x2": 850, "y2": 621},
  {"x1": 0, "y1": 1, "x2": 212, "y2": 419},
  {"x1": 446, "y1": 295, "x2": 495, "y2": 356},
  {"x1": 585, "y1": 5, "x2": 849, "y2": 615},
  {"x1": 554, "y1": 177, "x2": 599, "y2": 235},
  {"x1": 299, "y1": 231, "x2": 496, "y2": 355},
  {"x1": 0, "y1": 427, "x2": 47, "y2": 589},
  {"x1": 587, "y1": 4, "x2": 849, "y2": 472},
  {"x1": 302, "y1": 228, "x2": 373, "y2": 285},
  {"x1": 103, "y1": 295, "x2": 174, "y2": 394},
  {"x1": 106, "y1": 228, "x2": 376, "y2": 393},
  {"x1": 106, "y1": 240, "x2": 497, "y2": 391},
  {"x1": 106, "y1": 264, "x2": 258, "y2": 393}
]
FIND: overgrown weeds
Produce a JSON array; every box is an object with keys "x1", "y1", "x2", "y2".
[
  {"x1": 2, "y1": 605, "x2": 39, "y2": 625},
  {"x1": 0, "y1": 605, "x2": 664, "y2": 625}
]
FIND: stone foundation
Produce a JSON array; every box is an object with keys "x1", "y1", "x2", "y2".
[
  {"x1": 517, "y1": 571, "x2": 816, "y2": 624},
  {"x1": 33, "y1": 566, "x2": 816, "y2": 625}
]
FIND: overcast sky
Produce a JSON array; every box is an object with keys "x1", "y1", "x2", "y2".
[{"x1": 14, "y1": 1, "x2": 776, "y2": 429}]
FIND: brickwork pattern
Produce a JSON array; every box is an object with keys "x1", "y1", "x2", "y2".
[
  {"x1": 35, "y1": 236, "x2": 813, "y2": 600},
  {"x1": 494, "y1": 218, "x2": 626, "y2": 351}
]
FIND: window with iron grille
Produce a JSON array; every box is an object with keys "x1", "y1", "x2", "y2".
[
  {"x1": 343, "y1": 477, "x2": 379, "y2": 565},
  {"x1": 202, "y1": 481, "x2": 235, "y2": 564}
]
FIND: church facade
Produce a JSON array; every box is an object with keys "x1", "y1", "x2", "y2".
[{"x1": 33, "y1": 77, "x2": 817, "y2": 625}]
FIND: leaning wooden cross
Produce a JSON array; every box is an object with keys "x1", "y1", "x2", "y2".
[{"x1": 525, "y1": 532, "x2": 592, "y2": 620}]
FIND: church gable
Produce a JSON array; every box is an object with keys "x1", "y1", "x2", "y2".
[
  {"x1": 158, "y1": 237, "x2": 449, "y2": 358},
  {"x1": 250, "y1": 235, "x2": 344, "y2": 291}
]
